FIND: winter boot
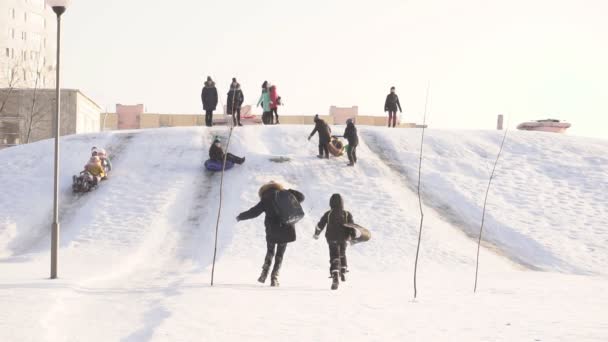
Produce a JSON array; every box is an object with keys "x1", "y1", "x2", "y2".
[
  {"x1": 258, "y1": 268, "x2": 269, "y2": 283},
  {"x1": 317, "y1": 155, "x2": 324, "y2": 159},
  {"x1": 331, "y1": 271, "x2": 340, "y2": 290},
  {"x1": 340, "y1": 267, "x2": 347, "y2": 282},
  {"x1": 270, "y1": 275, "x2": 279, "y2": 287}
]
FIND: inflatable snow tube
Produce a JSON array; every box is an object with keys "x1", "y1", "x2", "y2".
[
  {"x1": 328, "y1": 138, "x2": 345, "y2": 157},
  {"x1": 204, "y1": 159, "x2": 235, "y2": 172}
]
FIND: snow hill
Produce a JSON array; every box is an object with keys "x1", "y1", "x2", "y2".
[{"x1": 0, "y1": 126, "x2": 606, "y2": 341}]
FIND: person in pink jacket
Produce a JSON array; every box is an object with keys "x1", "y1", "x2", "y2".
[{"x1": 269, "y1": 85, "x2": 280, "y2": 125}]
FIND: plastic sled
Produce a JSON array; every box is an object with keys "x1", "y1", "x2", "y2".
[{"x1": 204, "y1": 159, "x2": 235, "y2": 172}]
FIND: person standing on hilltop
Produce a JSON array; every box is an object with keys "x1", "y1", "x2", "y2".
[
  {"x1": 227, "y1": 78, "x2": 244, "y2": 126},
  {"x1": 384, "y1": 86, "x2": 403, "y2": 128},
  {"x1": 201, "y1": 76, "x2": 219, "y2": 127},
  {"x1": 269, "y1": 84, "x2": 281, "y2": 124},
  {"x1": 257, "y1": 81, "x2": 273, "y2": 125}
]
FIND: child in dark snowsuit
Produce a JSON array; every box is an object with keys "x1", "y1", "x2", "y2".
[
  {"x1": 237, "y1": 181, "x2": 305, "y2": 287},
  {"x1": 209, "y1": 138, "x2": 245, "y2": 165},
  {"x1": 314, "y1": 193, "x2": 356, "y2": 290},
  {"x1": 343, "y1": 118, "x2": 359, "y2": 166}
]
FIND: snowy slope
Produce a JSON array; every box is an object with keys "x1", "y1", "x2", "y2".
[{"x1": 0, "y1": 126, "x2": 607, "y2": 342}]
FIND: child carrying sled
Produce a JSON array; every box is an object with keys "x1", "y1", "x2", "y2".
[{"x1": 314, "y1": 193, "x2": 356, "y2": 290}]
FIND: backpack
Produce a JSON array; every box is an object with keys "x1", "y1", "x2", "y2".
[{"x1": 272, "y1": 190, "x2": 305, "y2": 225}]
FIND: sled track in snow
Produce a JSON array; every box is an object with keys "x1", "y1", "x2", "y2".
[
  {"x1": 0, "y1": 132, "x2": 137, "y2": 260},
  {"x1": 360, "y1": 129, "x2": 584, "y2": 273}
]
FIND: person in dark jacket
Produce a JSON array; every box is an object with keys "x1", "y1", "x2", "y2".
[
  {"x1": 227, "y1": 78, "x2": 244, "y2": 127},
  {"x1": 201, "y1": 76, "x2": 219, "y2": 127},
  {"x1": 384, "y1": 86, "x2": 402, "y2": 128},
  {"x1": 237, "y1": 181, "x2": 305, "y2": 287},
  {"x1": 209, "y1": 138, "x2": 245, "y2": 164},
  {"x1": 314, "y1": 193, "x2": 356, "y2": 290},
  {"x1": 308, "y1": 114, "x2": 332, "y2": 159},
  {"x1": 343, "y1": 118, "x2": 359, "y2": 166}
]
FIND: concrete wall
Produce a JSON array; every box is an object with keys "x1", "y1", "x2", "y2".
[{"x1": 98, "y1": 112, "x2": 426, "y2": 130}]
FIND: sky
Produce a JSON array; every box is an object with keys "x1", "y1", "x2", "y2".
[{"x1": 59, "y1": 0, "x2": 607, "y2": 139}]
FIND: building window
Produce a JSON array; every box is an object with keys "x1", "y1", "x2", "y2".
[
  {"x1": 10, "y1": 8, "x2": 16, "y2": 19},
  {"x1": 5, "y1": 48, "x2": 9, "y2": 57},
  {"x1": 9, "y1": 28, "x2": 15, "y2": 39},
  {"x1": 24, "y1": 12, "x2": 27, "y2": 22},
  {"x1": 22, "y1": 31, "x2": 27, "y2": 40},
  {"x1": 23, "y1": 51, "x2": 27, "y2": 61},
  {"x1": 23, "y1": 69, "x2": 27, "y2": 82}
]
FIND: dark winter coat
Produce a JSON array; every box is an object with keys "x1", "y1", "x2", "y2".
[
  {"x1": 237, "y1": 183, "x2": 305, "y2": 244},
  {"x1": 310, "y1": 119, "x2": 332, "y2": 144},
  {"x1": 209, "y1": 143, "x2": 225, "y2": 161},
  {"x1": 201, "y1": 81, "x2": 219, "y2": 111},
  {"x1": 384, "y1": 93, "x2": 402, "y2": 113},
  {"x1": 316, "y1": 194, "x2": 355, "y2": 242},
  {"x1": 226, "y1": 86, "x2": 244, "y2": 114},
  {"x1": 343, "y1": 122, "x2": 358, "y2": 147}
]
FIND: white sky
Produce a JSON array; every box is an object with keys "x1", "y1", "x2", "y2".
[{"x1": 60, "y1": 0, "x2": 607, "y2": 138}]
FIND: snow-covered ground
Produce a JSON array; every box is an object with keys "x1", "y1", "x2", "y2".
[{"x1": 0, "y1": 126, "x2": 606, "y2": 341}]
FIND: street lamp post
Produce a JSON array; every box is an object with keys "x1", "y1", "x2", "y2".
[{"x1": 46, "y1": 0, "x2": 71, "y2": 279}]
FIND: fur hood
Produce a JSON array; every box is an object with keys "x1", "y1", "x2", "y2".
[
  {"x1": 258, "y1": 181, "x2": 285, "y2": 198},
  {"x1": 205, "y1": 80, "x2": 216, "y2": 88}
]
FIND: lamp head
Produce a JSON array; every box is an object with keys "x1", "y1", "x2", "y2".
[{"x1": 46, "y1": 0, "x2": 72, "y2": 15}]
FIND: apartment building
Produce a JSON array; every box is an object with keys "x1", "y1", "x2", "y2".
[{"x1": 0, "y1": 0, "x2": 56, "y2": 89}]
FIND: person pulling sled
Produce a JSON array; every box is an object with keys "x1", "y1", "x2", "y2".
[
  {"x1": 237, "y1": 181, "x2": 305, "y2": 287},
  {"x1": 314, "y1": 193, "x2": 356, "y2": 290},
  {"x1": 308, "y1": 114, "x2": 332, "y2": 159}
]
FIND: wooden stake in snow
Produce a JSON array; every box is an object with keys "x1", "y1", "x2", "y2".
[
  {"x1": 474, "y1": 124, "x2": 509, "y2": 293},
  {"x1": 211, "y1": 81, "x2": 238, "y2": 287},
  {"x1": 413, "y1": 83, "x2": 430, "y2": 299}
]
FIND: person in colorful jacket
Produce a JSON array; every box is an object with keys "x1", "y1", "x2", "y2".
[
  {"x1": 257, "y1": 81, "x2": 272, "y2": 125},
  {"x1": 269, "y1": 85, "x2": 280, "y2": 124}
]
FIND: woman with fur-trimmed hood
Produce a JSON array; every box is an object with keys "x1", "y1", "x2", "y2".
[
  {"x1": 201, "y1": 76, "x2": 218, "y2": 127},
  {"x1": 236, "y1": 181, "x2": 305, "y2": 287}
]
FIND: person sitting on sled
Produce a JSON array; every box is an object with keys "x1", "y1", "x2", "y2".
[
  {"x1": 97, "y1": 148, "x2": 112, "y2": 173},
  {"x1": 314, "y1": 193, "x2": 356, "y2": 290},
  {"x1": 209, "y1": 138, "x2": 245, "y2": 165},
  {"x1": 84, "y1": 156, "x2": 105, "y2": 186}
]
